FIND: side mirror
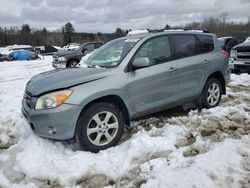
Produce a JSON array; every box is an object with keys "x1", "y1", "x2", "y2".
[{"x1": 132, "y1": 57, "x2": 150, "y2": 68}]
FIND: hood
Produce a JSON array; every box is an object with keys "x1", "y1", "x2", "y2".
[
  {"x1": 53, "y1": 50, "x2": 79, "y2": 57},
  {"x1": 233, "y1": 42, "x2": 250, "y2": 52},
  {"x1": 26, "y1": 68, "x2": 109, "y2": 96}
]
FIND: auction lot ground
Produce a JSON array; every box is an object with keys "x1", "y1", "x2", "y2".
[{"x1": 0, "y1": 57, "x2": 250, "y2": 188}]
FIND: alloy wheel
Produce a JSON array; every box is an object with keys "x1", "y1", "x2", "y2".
[
  {"x1": 207, "y1": 83, "x2": 220, "y2": 106},
  {"x1": 86, "y1": 111, "x2": 119, "y2": 146}
]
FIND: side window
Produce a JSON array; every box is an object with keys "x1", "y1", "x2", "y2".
[
  {"x1": 95, "y1": 43, "x2": 103, "y2": 48},
  {"x1": 172, "y1": 35, "x2": 198, "y2": 59},
  {"x1": 84, "y1": 44, "x2": 95, "y2": 51},
  {"x1": 134, "y1": 36, "x2": 172, "y2": 65},
  {"x1": 197, "y1": 35, "x2": 214, "y2": 53}
]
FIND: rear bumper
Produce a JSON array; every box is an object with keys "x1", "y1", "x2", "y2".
[{"x1": 22, "y1": 99, "x2": 82, "y2": 140}]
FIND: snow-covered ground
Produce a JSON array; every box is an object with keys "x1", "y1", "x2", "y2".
[{"x1": 0, "y1": 57, "x2": 249, "y2": 188}]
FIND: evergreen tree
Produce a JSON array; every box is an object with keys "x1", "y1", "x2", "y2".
[
  {"x1": 21, "y1": 24, "x2": 31, "y2": 44},
  {"x1": 63, "y1": 22, "x2": 75, "y2": 45}
]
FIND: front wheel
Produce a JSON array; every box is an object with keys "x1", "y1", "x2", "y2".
[
  {"x1": 67, "y1": 60, "x2": 79, "y2": 68},
  {"x1": 75, "y1": 102, "x2": 125, "y2": 152},
  {"x1": 200, "y1": 78, "x2": 222, "y2": 109}
]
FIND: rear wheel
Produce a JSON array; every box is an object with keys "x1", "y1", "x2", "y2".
[
  {"x1": 75, "y1": 102, "x2": 125, "y2": 152},
  {"x1": 200, "y1": 78, "x2": 222, "y2": 109},
  {"x1": 67, "y1": 60, "x2": 79, "y2": 68}
]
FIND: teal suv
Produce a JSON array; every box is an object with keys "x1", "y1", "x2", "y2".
[{"x1": 22, "y1": 31, "x2": 230, "y2": 152}]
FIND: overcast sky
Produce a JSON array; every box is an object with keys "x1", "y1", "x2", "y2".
[{"x1": 0, "y1": 0, "x2": 249, "y2": 33}]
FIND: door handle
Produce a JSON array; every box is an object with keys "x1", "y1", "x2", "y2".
[
  {"x1": 204, "y1": 59, "x2": 210, "y2": 64},
  {"x1": 169, "y1": 67, "x2": 176, "y2": 73}
]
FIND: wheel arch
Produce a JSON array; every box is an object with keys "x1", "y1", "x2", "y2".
[
  {"x1": 206, "y1": 71, "x2": 226, "y2": 94},
  {"x1": 78, "y1": 95, "x2": 130, "y2": 127}
]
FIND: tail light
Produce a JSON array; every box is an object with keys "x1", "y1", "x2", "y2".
[{"x1": 221, "y1": 50, "x2": 230, "y2": 57}]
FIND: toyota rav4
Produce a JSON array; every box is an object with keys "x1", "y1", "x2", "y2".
[{"x1": 22, "y1": 31, "x2": 230, "y2": 152}]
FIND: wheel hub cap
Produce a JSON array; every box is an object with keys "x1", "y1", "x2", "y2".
[
  {"x1": 207, "y1": 83, "x2": 220, "y2": 106},
  {"x1": 87, "y1": 111, "x2": 119, "y2": 146}
]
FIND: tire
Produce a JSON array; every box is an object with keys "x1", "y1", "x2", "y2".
[
  {"x1": 75, "y1": 102, "x2": 125, "y2": 152},
  {"x1": 200, "y1": 78, "x2": 222, "y2": 109},
  {"x1": 67, "y1": 60, "x2": 79, "y2": 68}
]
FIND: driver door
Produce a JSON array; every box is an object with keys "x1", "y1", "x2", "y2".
[{"x1": 128, "y1": 36, "x2": 179, "y2": 117}]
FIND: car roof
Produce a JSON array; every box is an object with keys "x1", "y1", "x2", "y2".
[{"x1": 125, "y1": 31, "x2": 214, "y2": 40}]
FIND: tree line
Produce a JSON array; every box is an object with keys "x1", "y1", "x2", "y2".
[
  {"x1": 0, "y1": 23, "x2": 127, "y2": 47},
  {"x1": 0, "y1": 13, "x2": 250, "y2": 47}
]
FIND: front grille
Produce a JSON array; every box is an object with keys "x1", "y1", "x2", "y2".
[
  {"x1": 24, "y1": 92, "x2": 32, "y2": 108},
  {"x1": 237, "y1": 52, "x2": 250, "y2": 60}
]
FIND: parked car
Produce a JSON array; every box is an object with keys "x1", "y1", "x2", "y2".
[
  {"x1": 0, "y1": 53, "x2": 9, "y2": 62},
  {"x1": 9, "y1": 50, "x2": 39, "y2": 60},
  {"x1": 229, "y1": 37, "x2": 250, "y2": 74},
  {"x1": 34, "y1": 45, "x2": 61, "y2": 55},
  {"x1": 218, "y1": 36, "x2": 246, "y2": 54},
  {"x1": 22, "y1": 31, "x2": 230, "y2": 152},
  {"x1": 0, "y1": 45, "x2": 33, "y2": 55},
  {"x1": 52, "y1": 42, "x2": 104, "y2": 68}
]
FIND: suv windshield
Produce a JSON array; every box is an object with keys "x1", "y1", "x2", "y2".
[{"x1": 85, "y1": 38, "x2": 140, "y2": 68}]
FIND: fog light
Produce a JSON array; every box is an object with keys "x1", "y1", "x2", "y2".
[{"x1": 48, "y1": 126, "x2": 56, "y2": 135}]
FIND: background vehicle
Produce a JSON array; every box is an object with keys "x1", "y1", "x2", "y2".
[
  {"x1": 0, "y1": 45, "x2": 33, "y2": 55},
  {"x1": 9, "y1": 50, "x2": 39, "y2": 60},
  {"x1": 0, "y1": 53, "x2": 9, "y2": 61},
  {"x1": 22, "y1": 31, "x2": 230, "y2": 152},
  {"x1": 34, "y1": 45, "x2": 62, "y2": 55},
  {"x1": 230, "y1": 37, "x2": 250, "y2": 74},
  {"x1": 218, "y1": 36, "x2": 246, "y2": 54},
  {"x1": 52, "y1": 42, "x2": 104, "y2": 68}
]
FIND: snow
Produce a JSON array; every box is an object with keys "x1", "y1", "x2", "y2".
[
  {"x1": 53, "y1": 46, "x2": 63, "y2": 50},
  {"x1": 0, "y1": 58, "x2": 250, "y2": 187},
  {"x1": 79, "y1": 52, "x2": 92, "y2": 68},
  {"x1": 229, "y1": 73, "x2": 250, "y2": 87},
  {"x1": 127, "y1": 30, "x2": 149, "y2": 36}
]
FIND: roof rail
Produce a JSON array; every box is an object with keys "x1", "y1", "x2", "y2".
[
  {"x1": 184, "y1": 29, "x2": 210, "y2": 33},
  {"x1": 149, "y1": 29, "x2": 210, "y2": 33}
]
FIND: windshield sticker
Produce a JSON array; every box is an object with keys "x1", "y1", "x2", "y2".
[{"x1": 124, "y1": 38, "x2": 140, "y2": 43}]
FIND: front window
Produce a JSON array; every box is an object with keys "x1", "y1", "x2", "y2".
[
  {"x1": 134, "y1": 36, "x2": 172, "y2": 65},
  {"x1": 85, "y1": 38, "x2": 140, "y2": 68}
]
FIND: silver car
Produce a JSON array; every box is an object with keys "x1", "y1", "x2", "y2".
[{"x1": 22, "y1": 31, "x2": 230, "y2": 152}]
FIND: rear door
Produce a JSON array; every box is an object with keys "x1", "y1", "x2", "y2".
[
  {"x1": 128, "y1": 35, "x2": 179, "y2": 116},
  {"x1": 171, "y1": 34, "x2": 214, "y2": 99}
]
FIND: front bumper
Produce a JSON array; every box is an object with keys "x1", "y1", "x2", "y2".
[
  {"x1": 229, "y1": 58, "x2": 250, "y2": 72},
  {"x1": 52, "y1": 60, "x2": 67, "y2": 69},
  {"x1": 22, "y1": 98, "x2": 82, "y2": 140}
]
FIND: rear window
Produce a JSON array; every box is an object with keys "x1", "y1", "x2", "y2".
[
  {"x1": 197, "y1": 35, "x2": 214, "y2": 53},
  {"x1": 172, "y1": 35, "x2": 199, "y2": 59}
]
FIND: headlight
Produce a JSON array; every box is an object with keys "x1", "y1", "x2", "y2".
[
  {"x1": 230, "y1": 49, "x2": 237, "y2": 58},
  {"x1": 58, "y1": 57, "x2": 67, "y2": 61},
  {"x1": 35, "y1": 89, "x2": 72, "y2": 110}
]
